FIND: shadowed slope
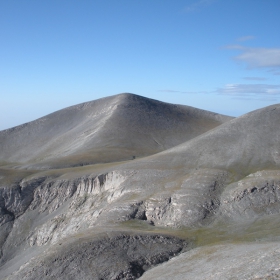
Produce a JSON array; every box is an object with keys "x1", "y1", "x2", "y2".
[{"x1": 0, "y1": 93, "x2": 232, "y2": 168}]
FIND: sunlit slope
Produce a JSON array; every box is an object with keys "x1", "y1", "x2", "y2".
[
  {"x1": 144, "y1": 103, "x2": 280, "y2": 176},
  {"x1": 0, "y1": 93, "x2": 232, "y2": 168},
  {"x1": 101, "y1": 103, "x2": 280, "y2": 229}
]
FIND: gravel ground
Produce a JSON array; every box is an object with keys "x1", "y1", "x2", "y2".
[{"x1": 139, "y1": 242, "x2": 280, "y2": 280}]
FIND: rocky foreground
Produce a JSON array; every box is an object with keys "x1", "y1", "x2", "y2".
[{"x1": 1, "y1": 93, "x2": 280, "y2": 279}]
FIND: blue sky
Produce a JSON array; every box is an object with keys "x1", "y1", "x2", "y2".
[{"x1": 1, "y1": 0, "x2": 280, "y2": 130}]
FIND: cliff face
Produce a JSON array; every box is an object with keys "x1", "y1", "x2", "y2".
[{"x1": 1, "y1": 94, "x2": 280, "y2": 279}]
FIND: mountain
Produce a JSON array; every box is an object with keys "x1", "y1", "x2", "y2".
[
  {"x1": 0, "y1": 93, "x2": 232, "y2": 169},
  {"x1": 1, "y1": 94, "x2": 280, "y2": 280},
  {"x1": 146, "y1": 103, "x2": 280, "y2": 175},
  {"x1": 115, "y1": 103, "x2": 280, "y2": 228}
]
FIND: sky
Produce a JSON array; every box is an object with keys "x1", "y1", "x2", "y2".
[{"x1": 0, "y1": 0, "x2": 280, "y2": 130}]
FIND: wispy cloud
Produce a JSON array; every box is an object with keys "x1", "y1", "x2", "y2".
[
  {"x1": 268, "y1": 69, "x2": 280, "y2": 76},
  {"x1": 216, "y1": 84, "x2": 280, "y2": 97},
  {"x1": 158, "y1": 89, "x2": 181, "y2": 93},
  {"x1": 236, "y1": 48, "x2": 280, "y2": 68},
  {"x1": 231, "y1": 96, "x2": 278, "y2": 101},
  {"x1": 184, "y1": 0, "x2": 217, "y2": 12},
  {"x1": 159, "y1": 84, "x2": 280, "y2": 101},
  {"x1": 237, "y1": 36, "x2": 255, "y2": 42},
  {"x1": 158, "y1": 89, "x2": 207, "y2": 94},
  {"x1": 243, "y1": 77, "x2": 267, "y2": 81},
  {"x1": 225, "y1": 44, "x2": 244, "y2": 50},
  {"x1": 226, "y1": 45, "x2": 280, "y2": 70}
]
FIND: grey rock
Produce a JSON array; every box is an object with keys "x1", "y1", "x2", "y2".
[
  {"x1": 219, "y1": 170, "x2": 280, "y2": 222},
  {"x1": 6, "y1": 232, "x2": 189, "y2": 280}
]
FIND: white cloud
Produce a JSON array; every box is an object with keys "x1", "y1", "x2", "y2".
[
  {"x1": 216, "y1": 84, "x2": 280, "y2": 96},
  {"x1": 235, "y1": 48, "x2": 280, "y2": 68},
  {"x1": 243, "y1": 77, "x2": 267, "y2": 81},
  {"x1": 237, "y1": 36, "x2": 255, "y2": 42},
  {"x1": 231, "y1": 96, "x2": 278, "y2": 102},
  {"x1": 226, "y1": 45, "x2": 280, "y2": 70},
  {"x1": 159, "y1": 84, "x2": 280, "y2": 101}
]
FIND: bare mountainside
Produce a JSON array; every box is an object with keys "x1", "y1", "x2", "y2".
[
  {"x1": 1, "y1": 94, "x2": 280, "y2": 280},
  {"x1": 0, "y1": 93, "x2": 231, "y2": 169}
]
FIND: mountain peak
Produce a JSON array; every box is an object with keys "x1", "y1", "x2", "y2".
[{"x1": 0, "y1": 94, "x2": 232, "y2": 169}]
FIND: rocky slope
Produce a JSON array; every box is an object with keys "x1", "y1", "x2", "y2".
[
  {"x1": 1, "y1": 93, "x2": 280, "y2": 279},
  {"x1": 7, "y1": 232, "x2": 189, "y2": 280},
  {"x1": 140, "y1": 241, "x2": 280, "y2": 280}
]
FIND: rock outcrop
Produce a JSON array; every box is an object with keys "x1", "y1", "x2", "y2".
[{"x1": 6, "y1": 233, "x2": 189, "y2": 280}]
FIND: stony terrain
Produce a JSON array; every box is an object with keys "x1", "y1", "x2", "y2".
[
  {"x1": 140, "y1": 241, "x2": 280, "y2": 280},
  {"x1": 1, "y1": 93, "x2": 280, "y2": 279},
  {"x1": 7, "y1": 232, "x2": 189, "y2": 280}
]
